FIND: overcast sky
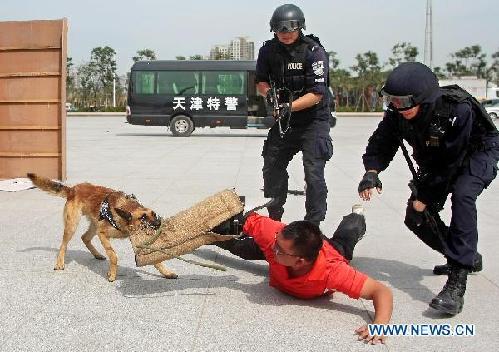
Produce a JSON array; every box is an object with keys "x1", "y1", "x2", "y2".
[{"x1": 3, "y1": 0, "x2": 498, "y2": 75}]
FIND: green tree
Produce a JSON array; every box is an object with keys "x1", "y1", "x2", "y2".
[
  {"x1": 132, "y1": 49, "x2": 157, "y2": 62},
  {"x1": 175, "y1": 56, "x2": 186, "y2": 60},
  {"x1": 325, "y1": 52, "x2": 353, "y2": 109},
  {"x1": 76, "y1": 62, "x2": 99, "y2": 108},
  {"x1": 66, "y1": 57, "x2": 76, "y2": 103},
  {"x1": 326, "y1": 51, "x2": 340, "y2": 69},
  {"x1": 486, "y1": 50, "x2": 499, "y2": 85},
  {"x1": 388, "y1": 42, "x2": 419, "y2": 69},
  {"x1": 90, "y1": 46, "x2": 117, "y2": 106},
  {"x1": 66, "y1": 57, "x2": 74, "y2": 86},
  {"x1": 351, "y1": 51, "x2": 382, "y2": 77},
  {"x1": 351, "y1": 51, "x2": 384, "y2": 111},
  {"x1": 433, "y1": 66, "x2": 447, "y2": 80},
  {"x1": 330, "y1": 68, "x2": 353, "y2": 109},
  {"x1": 445, "y1": 45, "x2": 487, "y2": 78},
  {"x1": 189, "y1": 54, "x2": 203, "y2": 60}
]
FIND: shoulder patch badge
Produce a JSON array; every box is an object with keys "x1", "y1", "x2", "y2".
[{"x1": 312, "y1": 61, "x2": 324, "y2": 76}]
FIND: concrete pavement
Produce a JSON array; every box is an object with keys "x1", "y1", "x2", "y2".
[{"x1": 1, "y1": 115, "x2": 498, "y2": 351}]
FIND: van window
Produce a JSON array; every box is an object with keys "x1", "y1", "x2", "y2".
[
  {"x1": 201, "y1": 71, "x2": 245, "y2": 95},
  {"x1": 135, "y1": 71, "x2": 155, "y2": 94},
  {"x1": 157, "y1": 71, "x2": 199, "y2": 95},
  {"x1": 482, "y1": 99, "x2": 499, "y2": 107}
]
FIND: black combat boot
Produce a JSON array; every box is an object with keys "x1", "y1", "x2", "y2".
[
  {"x1": 329, "y1": 205, "x2": 366, "y2": 260},
  {"x1": 429, "y1": 263, "x2": 469, "y2": 315},
  {"x1": 433, "y1": 253, "x2": 482, "y2": 275}
]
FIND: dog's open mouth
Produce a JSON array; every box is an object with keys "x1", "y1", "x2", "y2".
[{"x1": 140, "y1": 215, "x2": 162, "y2": 230}]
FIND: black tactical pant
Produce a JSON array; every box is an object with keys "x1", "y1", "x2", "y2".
[
  {"x1": 404, "y1": 140, "x2": 499, "y2": 268},
  {"x1": 216, "y1": 213, "x2": 366, "y2": 261},
  {"x1": 262, "y1": 120, "x2": 333, "y2": 224}
]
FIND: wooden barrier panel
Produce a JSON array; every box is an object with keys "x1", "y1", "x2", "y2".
[{"x1": 0, "y1": 19, "x2": 67, "y2": 180}]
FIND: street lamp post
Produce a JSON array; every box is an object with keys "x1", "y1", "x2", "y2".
[
  {"x1": 112, "y1": 52, "x2": 117, "y2": 108},
  {"x1": 424, "y1": 0, "x2": 433, "y2": 69}
]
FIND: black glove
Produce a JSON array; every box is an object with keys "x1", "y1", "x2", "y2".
[
  {"x1": 358, "y1": 171, "x2": 382, "y2": 193},
  {"x1": 404, "y1": 202, "x2": 425, "y2": 228}
]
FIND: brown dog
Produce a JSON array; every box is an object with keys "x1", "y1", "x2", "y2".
[{"x1": 27, "y1": 173, "x2": 178, "y2": 281}]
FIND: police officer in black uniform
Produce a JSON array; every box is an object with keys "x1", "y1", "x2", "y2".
[
  {"x1": 257, "y1": 4, "x2": 333, "y2": 226},
  {"x1": 358, "y1": 62, "x2": 499, "y2": 315}
]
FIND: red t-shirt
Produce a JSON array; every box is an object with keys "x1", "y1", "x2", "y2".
[{"x1": 242, "y1": 213, "x2": 368, "y2": 299}]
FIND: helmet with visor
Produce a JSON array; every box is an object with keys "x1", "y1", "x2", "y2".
[
  {"x1": 380, "y1": 62, "x2": 439, "y2": 111},
  {"x1": 270, "y1": 4, "x2": 306, "y2": 32}
]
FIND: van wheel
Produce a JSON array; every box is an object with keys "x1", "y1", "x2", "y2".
[
  {"x1": 489, "y1": 112, "x2": 497, "y2": 119},
  {"x1": 170, "y1": 115, "x2": 193, "y2": 137}
]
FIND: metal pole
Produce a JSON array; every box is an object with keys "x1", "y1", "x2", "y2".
[
  {"x1": 113, "y1": 76, "x2": 116, "y2": 107},
  {"x1": 112, "y1": 52, "x2": 117, "y2": 108},
  {"x1": 424, "y1": 0, "x2": 433, "y2": 69}
]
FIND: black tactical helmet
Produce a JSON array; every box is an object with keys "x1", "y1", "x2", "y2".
[
  {"x1": 380, "y1": 62, "x2": 439, "y2": 109},
  {"x1": 270, "y1": 4, "x2": 306, "y2": 32}
]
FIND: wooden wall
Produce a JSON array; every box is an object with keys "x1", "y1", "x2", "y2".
[{"x1": 0, "y1": 19, "x2": 67, "y2": 180}]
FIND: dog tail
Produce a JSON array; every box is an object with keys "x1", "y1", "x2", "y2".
[{"x1": 27, "y1": 173, "x2": 70, "y2": 198}]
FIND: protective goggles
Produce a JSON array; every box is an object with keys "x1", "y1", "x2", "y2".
[
  {"x1": 271, "y1": 20, "x2": 302, "y2": 33},
  {"x1": 380, "y1": 89, "x2": 416, "y2": 111}
]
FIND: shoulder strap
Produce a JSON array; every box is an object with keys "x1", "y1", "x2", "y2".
[
  {"x1": 264, "y1": 38, "x2": 285, "y2": 86},
  {"x1": 263, "y1": 37, "x2": 277, "y2": 48},
  {"x1": 440, "y1": 85, "x2": 498, "y2": 132},
  {"x1": 303, "y1": 34, "x2": 322, "y2": 50}
]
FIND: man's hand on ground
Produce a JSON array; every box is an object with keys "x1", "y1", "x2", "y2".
[{"x1": 355, "y1": 325, "x2": 386, "y2": 345}]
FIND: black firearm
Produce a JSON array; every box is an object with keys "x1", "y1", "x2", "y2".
[
  {"x1": 268, "y1": 80, "x2": 293, "y2": 138},
  {"x1": 398, "y1": 137, "x2": 445, "y2": 242}
]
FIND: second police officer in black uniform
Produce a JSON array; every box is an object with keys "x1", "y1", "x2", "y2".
[
  {"x1": 256, "y1": 4, "x2": 333, "y2": 227},
  {"x1": 358, "y1": 62, "x2": 499, "y2": 315}
]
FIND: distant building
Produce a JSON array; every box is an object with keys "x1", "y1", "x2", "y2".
[
  {"x1": 209, "y1": 37, "x2": 254, "y2": 60},
  {"x1": 209, "y1": 45, "x2": 229, "y2": 60}
]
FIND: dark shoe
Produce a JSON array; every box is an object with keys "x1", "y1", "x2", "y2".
[
  {"x1": 433, "y1": 253, "x2": 482, "y2": 275},
  {"x1": 350, "y1": 204, "x2": 366, "y2": 241},
  {"x1": 329, "y1": 206, "x2": 366, "y2": 261},
  {"x1": 429, "y1": 263, "x2": 468, "y2": 315},
  {"x1": 351, "y1": 204, "x2": 364, "y2": 216}
]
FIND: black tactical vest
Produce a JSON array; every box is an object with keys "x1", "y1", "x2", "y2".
[
  {"x1": 266, "y1": 38, "x2": 306, "y2": 95},
  {"x1": 265, "y1": 34, "x2": 328, "y2": 97},
  {"x1": 263, "y1": 35, "x2": 330, "y2": 127}
]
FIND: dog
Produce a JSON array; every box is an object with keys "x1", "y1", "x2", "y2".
[{"x1": 27, "y1": 173, "x2": 178, "y2": 282}]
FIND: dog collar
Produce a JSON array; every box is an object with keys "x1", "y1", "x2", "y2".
[{"x1": 99, "y1": 194, "x2": 121, "y2": 231}]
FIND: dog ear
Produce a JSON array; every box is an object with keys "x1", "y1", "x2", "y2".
[{"x1": 114, "y1": 208, "x2": 132, "y2": 223}]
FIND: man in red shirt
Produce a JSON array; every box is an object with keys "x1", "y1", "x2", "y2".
[{"x1": 213, "y1": 207, "x2": 393, "y2": 344}]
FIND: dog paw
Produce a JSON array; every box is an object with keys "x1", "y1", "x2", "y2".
[
  {"x1": 107, "y1": 272, "x2": 116, "y2": 282},
  {"x1": 54, "y1": 263, "x2": 65, "y2": 270},
  {"x1": 164, "y1": 273, "x2": 178, "y2": 279},
  {"x1": 94, "y1": 254, "x2": 106, "y2": 260}
]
